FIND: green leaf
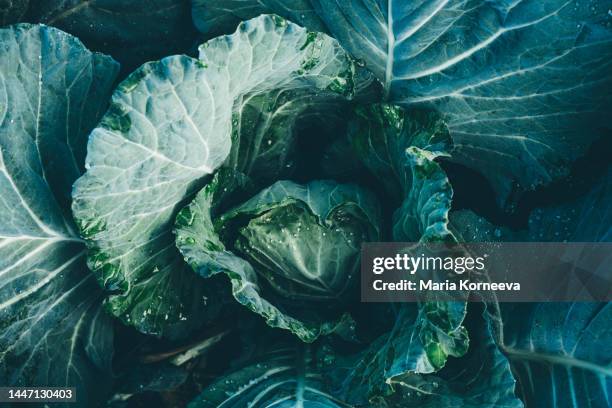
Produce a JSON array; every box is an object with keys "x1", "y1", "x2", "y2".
[
  {"x1": 188, "y1": 343, "x2": 351, "y2": 408},
  {"x1": 348, "y1": 103, "x2": 451, "y2": 201},
  {"x1": 379, "y1": 308, "x2": 523, "y2": 408},
  {"x1": 392, "y1": 147, "x2": 454, "y2": 242},
  {"x1": 222, "y1": 83, "x2": 375, "y2": 187},
  {"x1": 194, "y1": 0, "x2": 612, "y2": 206},
  {"x1": 345, "y1": 103, "x2": 454, "y2": 241},
  {"x1": 72, "y1": 14, "x2": 370, "y2": 338},
  {"x1": 0, "y1": 24, "x2": 118, "y2": 406},
  {"x1": 220, "y1": 179, "x2": 382, "y2": 234},
  {"x1": 225, "y1": 180, "x2": 382, "y2": 302},
  {"x1": 214, "y1": 22, "x2": 376, "y2": 188},
  {"x1": 176, "y1": 179, "x2": 381, "y2": 342},
  {"x1": 334, "y1": 303, "x2": 468, "y2": 404},
  {"x1": 236, "y1": 203, "x2": 362, "y2": 300}
]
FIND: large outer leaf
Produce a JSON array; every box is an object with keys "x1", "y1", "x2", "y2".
[
  {"x1": 72, "y1": 15, "x2": 369, "y2": 338},
  {"x1": 188, "y1": 343, "x2": 351, "y2": 408},
  {"x1": 25, "y1": 0, "x2": 198, "y2": 73},
  {"x1": 0, "y1": 24, "x2": 118, "y2": 406},
  {"x1": 498, "y1": 303, "x2": 611, "y2": 408},
  {"x1": 193, "y1": 0, "x2": 612, "y2": 206},
  {"x1": 450, "y1": 169, "x2": 612, "y2": 407},
  {"x1": 176, "y1": 178, "x2": 381, "y2": 342}
]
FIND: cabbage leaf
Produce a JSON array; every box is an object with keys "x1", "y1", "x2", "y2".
[
  {"x1": 451, "y1": 169, "x2": 612, "y2": 407},
  {"x1": 188, "y1": 342, "x2": 351, "y2": 407},
  {"x1": 176, "y1": 178, "x2": 381, "y2": 341},
  {"x1": 0, "y1": 23, "x2": 118, "y2": 407}
]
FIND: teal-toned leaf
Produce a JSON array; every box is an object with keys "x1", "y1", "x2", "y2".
[
  {"x1": 451, "y1": 169, "x2": 612, "y2": 407},
  {"x1": 194, "y1": 0, "x2": 612, "y2": 205},
  {"x1": 221, "y1": 179, "x2": 382, "y2": 232},
  {"x1": 0, "y1": 24, "x2": 118, "y2": 407},
  {"x1": 495, "y1": 302, "x2": 611, "y2": 408},
  {"x1": 26, "y1": 0, "x2": 199, "y2": 73},
  {"x1": 73, "y1": 14, "x2": 371, "y2": 338},
  {"x1": 188, "y1": 343, "x2": 351, "y2": 408},
  {"x1": 176, "y1": 179, "x2": 381, "y2": 342},
  {"x1": 343, "y1": 103, "x2": 454, "y2": 241},
  {"x1": 525, "y1": 171, "x2": 611, "y2": 243}
]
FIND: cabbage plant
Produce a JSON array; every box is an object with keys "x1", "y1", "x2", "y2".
[{"x1": 0, "y1": 2, "x2": 610, "y2": 408}]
